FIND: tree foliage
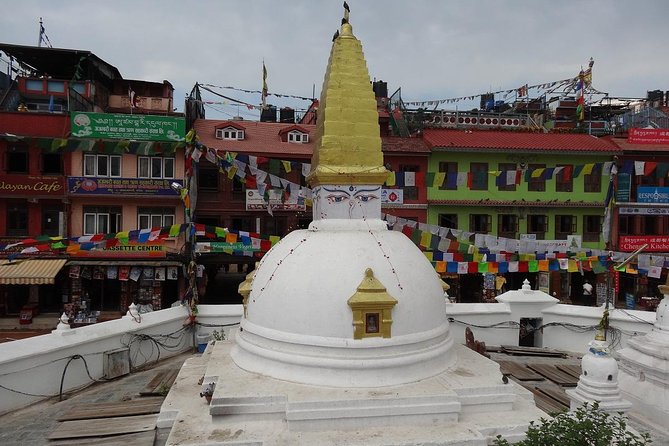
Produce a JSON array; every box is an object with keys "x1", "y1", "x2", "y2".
[{"x1": 493, "y1": 402, "x2": 651, "y2": 446}]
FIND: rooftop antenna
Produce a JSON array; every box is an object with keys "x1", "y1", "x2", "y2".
[{"x1": 38, "y1": 17, "x2": 52, "y2": 48}]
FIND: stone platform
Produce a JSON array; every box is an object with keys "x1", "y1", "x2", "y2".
[{"x1": 159, "y1": 336, "x2": 545, "y2": 445}]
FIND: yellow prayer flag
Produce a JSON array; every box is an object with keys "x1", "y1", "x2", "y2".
[
  {"x1": 582, "y1": 163, "x2": 594, "y2": 175},
  {"x1": 424, "y1": 251, "x2": 434, "y2": 261},
  {"x1": 227, "y1": 166, "x2": 238, "y2": 179},
  {"x1": 281, "y1": 160, "x2": 292, "y2": 173},
  {"x1": 567, "y1": 259, "x2": 579, "y2": 272},
  {"x1": 434, "y1": 172, "x2": 446, "y2": 187},
  {"x1": 420, "y1": 231, "x2": 431, "y2": 248},
  {"x1": 531, "y1": 168, "x2": 545, "y2": 178},
  {"x1": 385, "y1": 171, "x2": 396, "y2": 186}
]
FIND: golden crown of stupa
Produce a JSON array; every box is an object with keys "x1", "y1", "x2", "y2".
[{"x1": 306, "y1": 8, "x2": 389, "y2": 187}]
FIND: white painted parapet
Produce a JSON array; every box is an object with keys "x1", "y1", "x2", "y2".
[{"x1": 0, "y1": 305, "x2": 195, "y2": 415}]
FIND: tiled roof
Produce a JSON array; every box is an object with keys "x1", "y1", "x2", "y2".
[
  {"x1": 278, "y1": 125, "x2": 311, "y2": 136},
  {"x1": 194, "y1": 119, "x2": 315, "y2": 159},
  {"x1": 382, "y1": 136, "x2": 430, "y2": 153},
  {"x1": 423, "y1": 129, "x2": 620, "y2": 152}
]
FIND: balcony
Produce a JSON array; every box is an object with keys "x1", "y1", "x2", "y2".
[{"x1": 108, "y1": 95, "x2": 172, "y2": 114}]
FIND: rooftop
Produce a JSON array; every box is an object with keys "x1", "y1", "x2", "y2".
[{"x1": 423, "y1": 128, "x2": 621, "y2": 153}]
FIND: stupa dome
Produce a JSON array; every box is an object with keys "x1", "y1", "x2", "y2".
[{"x1": 232, "y1": 219, "x2": 455, "y2": 387}]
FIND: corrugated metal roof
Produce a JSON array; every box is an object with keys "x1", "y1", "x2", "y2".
[
  {"x1": 423, "y1": 129, "x2": 620, "y2": 152},
  {"x1": 0, "y1": 259, "x2": 67, "y2": 285}
]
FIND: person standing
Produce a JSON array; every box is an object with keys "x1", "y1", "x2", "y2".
[{"x1": 583, "y1": 280, "x2": 594, "y2": 306}]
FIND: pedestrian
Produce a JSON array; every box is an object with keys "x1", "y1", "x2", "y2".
[{"x1": 583, "y1": 280, "x2": 594, "y2": 306}]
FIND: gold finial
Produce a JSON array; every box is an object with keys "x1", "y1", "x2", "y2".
[{"x1": 307, "y1": 6, "x2": 388, "y2": 187}]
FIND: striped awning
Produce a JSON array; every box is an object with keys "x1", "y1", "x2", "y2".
[{"x1": 0, "y1": 259, "x2": 67, "y2": 285}]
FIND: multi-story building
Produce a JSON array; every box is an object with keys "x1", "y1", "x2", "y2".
[
  {"x1": 0, "y1": 43, "x2": 186, "y2": 319},
  {"x1": 423, "y1": 128, "x2": 620, "y2": 302}
]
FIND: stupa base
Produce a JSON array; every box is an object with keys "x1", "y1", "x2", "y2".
[{"x1": 160, "y1": 339, "x2": 544, "y2": 445}]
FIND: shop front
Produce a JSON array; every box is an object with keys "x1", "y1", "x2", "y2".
[{"x1": 64, "y1": 259, "x2": 183, "y2": 323}]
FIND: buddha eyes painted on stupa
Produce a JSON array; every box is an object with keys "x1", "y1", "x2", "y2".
[{"x1": 314, "y1": 185, "x2": 382, "y2": 219}]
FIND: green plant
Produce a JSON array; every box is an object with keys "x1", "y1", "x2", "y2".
[
  {"x1": 494, "y1": 402, "x2": 651, "y2": 446},
  {"x1": 157, "y1": 383, "x2": 171, "y2": 397}
]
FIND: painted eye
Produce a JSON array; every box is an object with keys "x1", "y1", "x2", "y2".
[
  {"x1": 357, "y1": 195, "x2": 377, "y2": 202},
  {"x1": 326, "y1": 194, "x2": 348, "y2": 203}
]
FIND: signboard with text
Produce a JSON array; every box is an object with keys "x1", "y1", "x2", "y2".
[
  {"x1": 381, "y1": 188, "x2": 404, "y2": 204},
  {"x1": 195, "y1": 242, "x2": 257, "y2": 253},
  {"x1": 245, "y1": 189, "x2": 306, "y2": 211},
  {"x1": 619, "y1": 207, "x2": 669, "y2": 215},
  {"x1": 69, "y1": 242, "x2": 166, "y2": 258},
  {"x1": 619, "y1": 235, "x2": 669, "y2": 252},
  {"x1": 68, "y1": 177, "x2": 181, "y2": 196},
  {"x1": 628, "y1": 128, "x2": 669, "y2": 145},
  {"x1": 616, "y1": 173, "x2": 631, "y2": 202},
  {"x1": 637, "y1": 187, "x2": 669, "y2": 203},
  {"x1": 71, "y1": 112, "x2": 185, "y2": 142},
  {"x1": 0, "y1": 174, "x2": 65, "y2": 197}
]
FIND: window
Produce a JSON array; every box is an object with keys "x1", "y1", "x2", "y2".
[
  {"x1": 232, "y1": 176, "x2": 245, "y2": 200},
  {"x1": 584, "y1": 215, "x2": 602, "y2": 242},
  {"x1": 618, "y1": 215, "x2": 634, "y2": 236},
  {"x1": 71, "y1": 82, "x2": 86, "y2": 95},
  {"x1": 138, "y1": 156, "x2": 175, "y2": 179},
  {"x1": 399, "y1": 164, "x2": 419, "y2": 200},
  {"x1": 555, "y1": 215, "x2": 577, "y2": 239},
  {"x1": 231, "y1": 216, "x2": 255, "y2": 232},
  {"x1": 6, "y1": 201, "x2": 28, "y2": 236},
  {"x1": 439, "y1": 162, "x2": 458, "y2": 190},
  {"x1": 469, "y1": 214, "x2": 491, "y2": 234},
  {"x1": 198, "y1": 167, "x2": 219, "y2": 191},
  {"x1": 215, "y1": 127, "x2": 244, "y2": 140},
  {"x1": 556, "y1": 164, "x2": 573, "y2": 192},
  {"x1": 584, "y1": 163, "x2": 602, "y2": 193},
  {"x1": 47, "y1": 80, "x2": 65, "y2": 93},
  {"x1": 439, "y1": 213, "x2": 458, "y2": 229},
  {"x1": 83, "y1": 154, "x2": 121, "y2": 177},
  {"x1": 83, "y1": 206, "x2": 121, "y2": 235},
  {"x1": 527, "y1": 164, "x2": 546, "y2": 192},
  {"x1": 138, "y1": 207, "x2": 175, "y2": 230},
  {"x1": 7, "y1": 145, "x2": 28, "y2": 173},
  {"x1": 470, "y1": 162, "x2": 488, "y2": 190},
  {"x1": 498, "y1": 214, "x2": 518, "y2": 238},
  {"x1": 42, "y1": 152, "x2": 62, "y2": 175},
  {"x1": 498, "y1": 163, "x2": 517, "y2": 191},
  {"x1": 527, "y1": 214, "x2": 548, "y2": 239},
  {"x1": 288, "y1": 131, "x2": 309, "y2": 143},
  {"x1": 25, "y1": 79, "x2": 43, "y2": 91},
  {"x1": 643, "y1": 216, "x2": 658, "y2": 235},
  {"x1": 42, "y1": 207, "x2": 62, "y2": 237}
]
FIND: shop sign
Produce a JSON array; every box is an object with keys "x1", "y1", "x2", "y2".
[
  {"x1": 70, "y1": 242, "x2": 166, "y2": 258},
  {"x1": 246, "y1": 189, "x2": 306, "y2": 211},
  {"x1": 616, "y1": 173, "x2": 631, "y2": 202},
  {"x1": 619, "y1": 207, "x2": 669, "y2": 215},
  {"x1": 0, "y1": 174, "x2": 65, "y2": 196},
  {"x1": 381, "y1": 189, "x2": 403, "y2": 204},
  {"x1": 628, "y1": 128, "x2": 669, "y2": 145},
  {"x1": 71, "y1": 112, "x2": 185, "y2": 142},
  {"x1": 195, "y1": 242, "x2": 257, "y2": 253},
  {"x1": 68, "y1": 177, "x2": 181, "y2": 196},
  {"x1": 619, "y1": 235, "x2": 669, "y2": 252},
  {"x1": 637, "y1": 187, "x2": 669, "y2": 203}
]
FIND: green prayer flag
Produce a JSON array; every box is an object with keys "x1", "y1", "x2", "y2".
[{"x1": 528, "y1": 260, "x2": 539, "y2": 272}]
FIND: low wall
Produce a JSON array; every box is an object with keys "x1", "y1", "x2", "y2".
[{"x1": 446, "y1": 301, "x2": 656, "y2": 355}]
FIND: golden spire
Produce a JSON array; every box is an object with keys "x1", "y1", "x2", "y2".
[{"x1": 307, "y1": 6, "x2": 388, "y2": 187}]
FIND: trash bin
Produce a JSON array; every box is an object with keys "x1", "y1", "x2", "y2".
[{"x1": 19, "y1": 305, "x2": 36, "y2": 325}]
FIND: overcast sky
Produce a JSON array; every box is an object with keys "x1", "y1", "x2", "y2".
[{"x1": 2, "y1": 1, "x2": 668, "y2": 120}]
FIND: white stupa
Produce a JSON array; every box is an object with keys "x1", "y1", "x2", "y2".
[
  {"x1": 161, "y1": 7, "x2": 544, "y2": 445},
  {"x1": 616, "y1": 276, "x2": 669, "y2": 434}
]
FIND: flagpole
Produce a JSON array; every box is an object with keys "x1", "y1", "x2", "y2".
[{"x1": 38, "y1": 17, "x2": 43, "y2": 47}]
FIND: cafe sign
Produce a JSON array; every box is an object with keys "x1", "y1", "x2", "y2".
[
  {"x1": 71, "y1": 112, "x2": 185, "y2": 142},
  {"x1": 68, "y1": 177, "x2": 181, "y2": 196},
  {"x1": 637, "y1": 187, "x2": 669, "y2": 204},
  {"x1": 0, "y1": 174, "x2": 65, "y2": 197},
  {"x1": 246, "y1": 189, "x2": 306, "y2": 211}
]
